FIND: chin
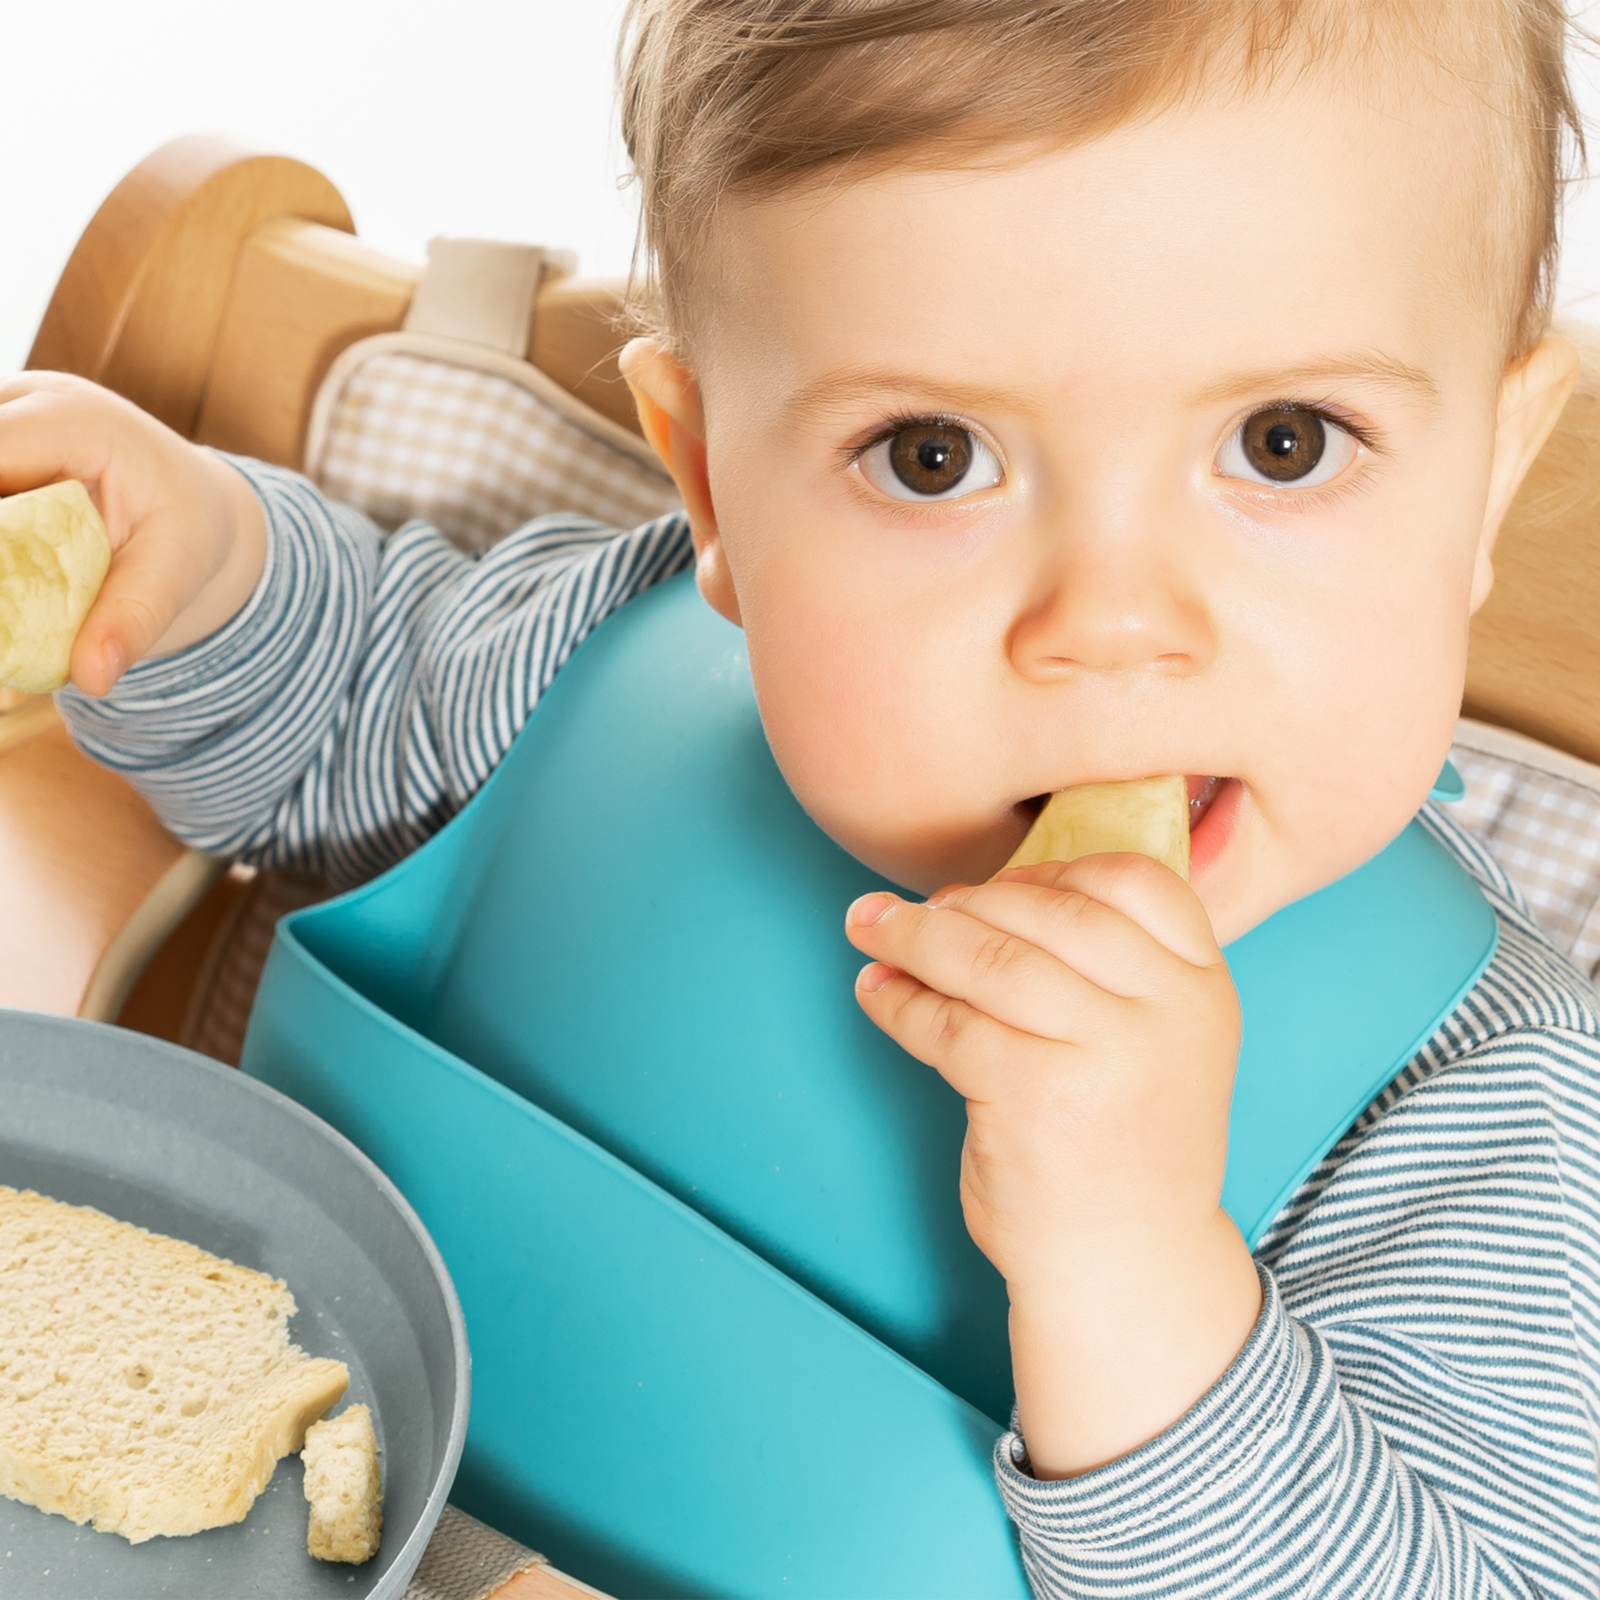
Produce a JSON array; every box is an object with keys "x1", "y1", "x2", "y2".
[{"x1": 837, "y1": 820, "x2": 1023, "y2": 897}]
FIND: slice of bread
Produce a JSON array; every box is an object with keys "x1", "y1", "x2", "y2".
[
  {"x1": 302, "y1": 1403, "x2": 383, "y2": 1563},
  {"x1": 0, "y1": 1185, "x2": 349, "y2": 1543}
]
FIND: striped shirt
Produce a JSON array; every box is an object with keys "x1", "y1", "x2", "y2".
[
  {"x1": 62, "y1": 458, "x2": 695, "y2": 886},
  {"x1": 61, "y1": 461, "x2": 1600, "y2": 1598}
]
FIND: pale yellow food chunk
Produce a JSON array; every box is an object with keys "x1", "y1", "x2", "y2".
[
  {"x1": 302, "y1": 1403, "x2": 383, "y2": 1564},
  {"x1": 0, "y1": 1185, "x2": 349, "y2": 1543},
  {"x1": 1004, "y1": 774, "x2": 1190, "y2": 879},
  {"x1": 0, "y1": 480, "x2": 112, "y2": 693}
]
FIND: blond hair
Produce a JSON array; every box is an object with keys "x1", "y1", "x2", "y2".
[{"x1": 619, "y1": 0, "x2": 1584, "y2": 356}]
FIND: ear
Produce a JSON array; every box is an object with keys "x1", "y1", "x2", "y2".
[
  {"x1": 1471, "y1": 332, "x2": 1580, "y2": 614},
  {"x1": 619, "y1": 337, "x2": 741, "y2": 626}
]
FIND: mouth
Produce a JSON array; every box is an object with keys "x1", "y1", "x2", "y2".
[{"x1": 1186, "y1": 774, "x2": 1224, "y2": 831}]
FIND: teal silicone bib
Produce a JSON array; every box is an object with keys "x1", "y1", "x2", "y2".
[{"x1": 244, "y1": 571, "x2": 1497, "y2": 1599}]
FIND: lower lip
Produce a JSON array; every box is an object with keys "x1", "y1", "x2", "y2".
[{"x1": 1188, "y1": 777, "x2": 1242, "y2": 879}]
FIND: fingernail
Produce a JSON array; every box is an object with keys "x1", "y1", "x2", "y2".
[
  {"x1": 849, "y1": 893, "x2": 896, "y2": 926},
  {"x1": 857, "y1": 962, "x2": 892, "y2": 993},
  {"x1": 102, "y1": 640, "x2": 125, "y2": 687}
]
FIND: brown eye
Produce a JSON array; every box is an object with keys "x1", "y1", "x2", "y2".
[
  {"x1": 858, "y1": 422, "x2": 1002, "y2": 502},
  {"x1": 890, "y1": 425, "x2": 971, "y2": 493},
  {"x1": 1218, "y1": 406, "x2": 1356, "y2": 490},
  {"x1": 1241, "y1": 408, "x2": 1324, "y2": 480}
]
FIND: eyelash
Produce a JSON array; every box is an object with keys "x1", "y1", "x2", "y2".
[
  {"x1": 847, "y1": 411, "x2": 971, "y2": 463},
  {"x1": 1261, "y1": 399, "x2": 1379, "y2": 454}
]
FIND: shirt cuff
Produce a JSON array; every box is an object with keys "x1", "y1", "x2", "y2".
[{"x1": 995, "y1": 1261, "x2": 1297, "y2": 1544}]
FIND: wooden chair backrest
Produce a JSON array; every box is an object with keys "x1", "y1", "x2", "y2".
[
  {"x1": 27, "y1": 135, "x2": 642, "y2": 464},
  {"x1": 1463, "y1": 324, "x2": 1600, "y2": 766}
]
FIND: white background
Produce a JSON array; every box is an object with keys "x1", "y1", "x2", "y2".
[{"x1": 4, "y1": 0, "x2": 1600, "y2": 372}]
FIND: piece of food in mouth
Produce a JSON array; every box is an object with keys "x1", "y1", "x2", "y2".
[
  {"x1": 1004, "y1": 773, "x2": 1191, "y2": 880},
  {"x1": 0, "y1": 1185, "x2": 349, "y2": 1543},
  {"x1": 302, "y1": 1402, "x2": 383, "y2": 1563},
  {"x1": 0, "y1": 480, "x2": 112, "y2": 693}
]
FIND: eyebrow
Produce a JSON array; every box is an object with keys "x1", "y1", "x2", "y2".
[
  {"x1": 1192, "y1": 354, "x2": 1442, "y2": 410},
  {"x1": 783, "y1": 370, "x2": 1034, "y2": 425},
  {"x1": 782, "y1": 352, "x2": 1442, "y2": 425}
]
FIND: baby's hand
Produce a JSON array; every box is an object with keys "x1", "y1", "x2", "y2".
[
  {"x1": 0, "y1": 373, "x2": 266, "y2": 695},
  {"x1": 847, "y1": 853, "x2": 1262, "y2": 1476}
]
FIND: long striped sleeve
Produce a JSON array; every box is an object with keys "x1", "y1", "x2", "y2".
[
  {"x1": 58, "y1": 457, "x2": 693, "y2": 887},
  {"x1": 998, "y1": 810, "x2": 1600, "y2": 1598}
]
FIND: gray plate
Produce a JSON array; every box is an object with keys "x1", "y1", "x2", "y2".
[{"x1": 0, "y1": 1010, "x2": 469, "y2": 1599}]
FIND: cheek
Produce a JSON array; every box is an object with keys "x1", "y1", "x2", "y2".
[
  {"x1": 1242, "y1": 498, "x2": 1480, "y2": 891},
  {"x1": 710, "y1": 457, "x2": 1010, "y2": 872},
  {"x1": 741, "y1": 565, "x2": 982, "y2": 835},
  {"x1": 712, "y1": 470, "x2": 905, "y2": 790}
]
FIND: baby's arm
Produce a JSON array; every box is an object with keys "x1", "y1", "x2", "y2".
[
  {"x1": 62, "y1": 460, "x2": 691, "y2": 885},
  {"x1": 3, "y1": 373, "x2": 691, "y2": 885},
  {"x1": 59, "y1": 456, "x2": 382, "y2": 880},
  {"x1": 848, "y1": 865, "x2": 1597, "y2": 1598}
]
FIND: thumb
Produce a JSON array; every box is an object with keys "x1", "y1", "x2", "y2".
[{"x1": 68, "y1": 529, "x2": 198, "y2": 696}]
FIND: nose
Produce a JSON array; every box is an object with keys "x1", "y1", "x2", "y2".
[{"x1": 1008, "y1": 512, "x2": 1216, "y2": 681}]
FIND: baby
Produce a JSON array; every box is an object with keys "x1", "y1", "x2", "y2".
[{"x1": 3, "y1": 0, "x2": 1598, "y2": 1592}]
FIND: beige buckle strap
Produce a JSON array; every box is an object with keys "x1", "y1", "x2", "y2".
[{"x1": 403, "y1": 238, "x2": 576, "y2": 357}]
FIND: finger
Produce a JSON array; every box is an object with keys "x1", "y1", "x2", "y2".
[
  {"x1": 855, "y1": 960, "x2": 1065, "y2": 1102},
  {"x1": 993, "y1": 852, "x2": 1223, "y2": 968},
  {"x1": 925, "y1": 876, "x2": 1189, "y2": 999},
  {"x1": 69, "y1": 523, "x2": 204, "y2": 695},
  {"x1": 847, "y1": 891, "x2": 1117, "y2": 1043},
  {"x1": 0, "y1": 370, "x2": 91, "y2": 410},
  {"x1": 0, "y1": 376, "x2": 118, "y2": 499},
  {"x1": 0, "y1": 371, "x2": 84, "y2": 401}
]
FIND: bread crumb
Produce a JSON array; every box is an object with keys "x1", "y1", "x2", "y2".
[{"x1": 302, "y1": 1404, "x2": 382, "y2": 1563}]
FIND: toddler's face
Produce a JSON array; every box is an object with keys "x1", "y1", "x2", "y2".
[{"x1": 643, "y1": 63, "x2": 1573, "y2": 942}]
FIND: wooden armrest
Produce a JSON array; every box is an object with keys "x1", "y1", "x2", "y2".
[
  {"x1": 0, "y1": 703, "x2": 219, "y2": 1018},
  {"x1": 488, "y1": 1565, "x2": 613, "y2": 1599}
]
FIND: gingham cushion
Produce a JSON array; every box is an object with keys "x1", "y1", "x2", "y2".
[
  {"x1": 311, "y1": 344, "x2": 680, "y2": 554},
  {"x1": 403, "y1": 1503, "x2": 545, "y2": 1600},
  {"x1": 1450, "y1": 718, "x2": 1600, "y2": 981}
]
